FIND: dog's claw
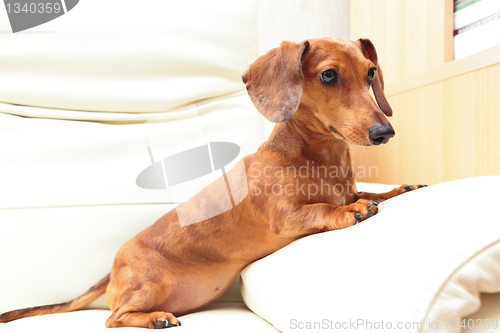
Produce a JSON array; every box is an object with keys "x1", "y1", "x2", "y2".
[
  {"x1": 373, "y1": 200, "x2": 380, "y2": 206},
  {"x1": 152, "y1": 319, "x2": 168, "y2": 329},
  {"x1": 354, "y1": 212, "x2": 363, "y2": 224},
  {"x1": 166, "y1": 321, "x2": 181, "y2": 328},
  {"x1": 418, "y1": 184, "x2": 428, "y2": 188},
  {"x1": 404, "y1": 186, "x2": 413, "y2": 192}
]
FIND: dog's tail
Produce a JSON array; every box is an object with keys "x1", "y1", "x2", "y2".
[{"x1": 0, "y1": 273, "x2": 110, "y2": 324}]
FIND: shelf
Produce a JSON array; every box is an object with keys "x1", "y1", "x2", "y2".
[{"x1": 385, "y1": 44, "x2": 500, "y2": 97}]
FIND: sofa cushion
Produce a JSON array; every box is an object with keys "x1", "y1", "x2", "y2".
[
  {"x1": 0, "y1": 303, "x2": 279, "y2": 333},
  {"x1": 0, "y1": 204, "x2": 175, "y2": 314},
  {"x1": 0, "y1": 202, "x2": 245, "y2": 316},
  {"x1": 0, "y1": 0, "x2": 258, "y2": 114},
  {"x1": 241, "y1": 176, "x2": 500, "y2": 333}
]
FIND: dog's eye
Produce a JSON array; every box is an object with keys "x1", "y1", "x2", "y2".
[
  {"x1": 321, "y1": 69, "x2": 338, "y2": 85},
  {"x1": 367, "y1": 67, "x2": 376, "y2": 85}
]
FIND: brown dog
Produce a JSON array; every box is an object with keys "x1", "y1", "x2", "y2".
[{"x1": 0, "y1": 38, "x2": 424, "y2": 329}]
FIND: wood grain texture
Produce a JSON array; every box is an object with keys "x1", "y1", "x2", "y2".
[
  {"x1": 444, "y1": 0, "x2": 455, "y2": 62},
  {"x1": 386, "y1": 45, "x2": 500, "y2": 97},
  {"x1": 350, "y1": 0, "x2": 450, "y2": 85}
]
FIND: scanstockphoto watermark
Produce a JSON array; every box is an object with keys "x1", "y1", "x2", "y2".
[
  {"x1": 248, "y1": 161, "x2": 379, "y2": 199},
  {"x1": 290, "y1": 318, "x2": 499, "y2": 330},
  {"x1": 290, "y1": 318, "x2": 422, "y2": 330}
]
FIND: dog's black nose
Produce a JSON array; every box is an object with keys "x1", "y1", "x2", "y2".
[{"x1": 368, "y1": 123, "x2": 395, "y2": 145}]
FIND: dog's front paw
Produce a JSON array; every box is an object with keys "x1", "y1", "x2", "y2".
[
  {"x1": 351, "y1": 199, "x2": 380, "y2": 225},
  {"x1": 378, "y1": 184, "x2": 427, "y2": 201},
  {"x1": 332, "y1": 199, "x2": 380, "y2": 229},
  {"x1": 403, "y1": 184, "x2": 428, "y2": 192},
  {"x1": 396, "y1": 184, "x2": 427, "y2": 196}
]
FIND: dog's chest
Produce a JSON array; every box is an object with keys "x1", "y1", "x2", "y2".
[
  {"x1": 294, "y1": 159, "x2": 356, "y2": 205},
  {"x1": 249, "y1": 158, "x2": 357, "y2": 206}
]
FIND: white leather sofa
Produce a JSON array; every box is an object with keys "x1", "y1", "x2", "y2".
[{"x1": 1, "y1": 1, "x2": 500, "y2": 333}]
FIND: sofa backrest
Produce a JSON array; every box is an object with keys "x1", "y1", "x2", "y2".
[{"x1": 0, "y1": 0, "x2": 259, "y2": 114}]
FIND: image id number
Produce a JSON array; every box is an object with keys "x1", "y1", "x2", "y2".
[
  {"x1": 447, "y1": 318, "x2": 499, "y2": 330},
  {"x1": 6, "y1": 2, "x2": 62, "y2": 14}
]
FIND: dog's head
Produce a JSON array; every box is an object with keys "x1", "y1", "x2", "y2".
[{"x1": 242, "y1": 38, "x2": 394, "y2": 146}]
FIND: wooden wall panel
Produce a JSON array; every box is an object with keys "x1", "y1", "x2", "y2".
[
  {"x1": 477, "y1": 66, "x2": 500, "y2": 176},
  {"x1": 350, "y1": 0, "x2": 450, "y2": 84}
]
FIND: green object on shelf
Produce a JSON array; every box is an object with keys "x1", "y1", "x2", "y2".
[{"x1": 454, "y1": 0, "x2": 484, "y2": 13}]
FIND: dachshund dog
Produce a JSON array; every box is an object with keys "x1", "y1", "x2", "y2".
[{"x1": 0, "y1": 38, "x2": 424, "y2": 329}]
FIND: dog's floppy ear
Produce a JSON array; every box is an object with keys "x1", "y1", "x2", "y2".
[
  {"x1": 242, "y1": 40, "x2": 309, "y2": 123},
  {"x1": 357, "y1": 38, "x2": 393, "y2": 117}
]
